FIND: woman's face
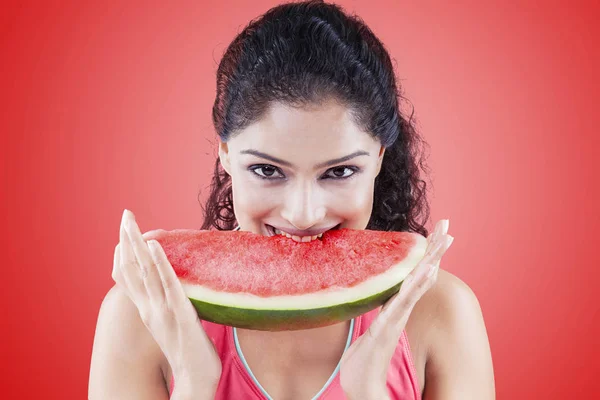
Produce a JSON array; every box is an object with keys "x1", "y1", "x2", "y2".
[{"x1": 219, "y1": 99, "x2": 385, "y2": 241}]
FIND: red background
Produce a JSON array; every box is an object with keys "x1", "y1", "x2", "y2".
[{"x1": 2, "y1": 1, "x2": 599, "y2": 398}]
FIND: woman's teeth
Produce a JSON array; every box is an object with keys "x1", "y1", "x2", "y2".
[{"x1": 274, "y1": 228, "x2": 322, "y2": 242}]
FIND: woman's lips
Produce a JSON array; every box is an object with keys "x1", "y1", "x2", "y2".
[{"x1": 265, "y1": 223, "x2": 341, "y2": 242}]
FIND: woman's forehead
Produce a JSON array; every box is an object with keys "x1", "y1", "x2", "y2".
[{"x1": 228, "y1": 100, "x2": 380, "y2": 159}]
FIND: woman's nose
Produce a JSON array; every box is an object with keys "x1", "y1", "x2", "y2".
[{"x1": 280, "y1": 182, "x2": 326, "y2": 231}]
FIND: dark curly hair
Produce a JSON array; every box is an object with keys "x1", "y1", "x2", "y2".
[{"x1": 200, "y1": 0, "x2": 431, "y2": 237}]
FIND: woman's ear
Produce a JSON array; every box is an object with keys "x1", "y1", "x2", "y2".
[
  {"x1": 218, "y1": 141, "x2": 232, "y2": 175},
  {"x1": 376, "y1": 145, "x2": 386, "y2": 175}
]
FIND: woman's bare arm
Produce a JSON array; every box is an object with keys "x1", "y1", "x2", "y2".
[
  {"x1": 423, "y1": 272, "x2": 496, "y2": 399},
  {"x1": 89, "y1": 285, "x2": 170, "y2": 400}
]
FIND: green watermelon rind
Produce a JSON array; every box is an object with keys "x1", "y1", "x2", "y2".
[
  {"x1": 143, "y1": 228, "x2": 428, "y2": 331},
  {"x1": 188, "y1": 280, "x2": 404, "y2": 331}
]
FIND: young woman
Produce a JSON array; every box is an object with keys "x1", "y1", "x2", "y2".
[{"x1": 89, "y1": 1, "x2": 495, "y2": 399}]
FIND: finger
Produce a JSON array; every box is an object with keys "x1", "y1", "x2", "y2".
[
  {"x1": 382, "y1": 235, "x2": 452, "y2": 318},
  {"x1": 368, "y1": 263, "x2": 434, "y2": 340},
  {"x1": 419, "y1": 235, "x2": 452, "y2": 274},
  {"x1": 424, "y1": 220, "x2": 447, "y2": 257},
  {"x1": 124, "y1": 210, "x2": 166, "y2": 304},
  {"x1": 395, "y1": 261, "x2": 436, "y2": 310},
  {"x1": 112, "y1": 244, "x2": 122, "y2": 284},
  {"x1": 120, "y1": 210, "x2": 147, "y2": 302},
  {"x1": 389, "y1": 263, "x2": 437, "y2": 327},
  {"x1": 434, "y1": 219, "x2": 449, "y2": 241},
  {"x1": 147, "y1": 240, "x2": 216, "y2": 348},
  {"x1": 113, "y1": 243, "x2": 137, "y2": 302},
  {"x1": 368, "y1": 232, "x2": 451, "y2": 342},
  {"x1": 438, "y1": 219, "x2": 449, "y2": 235},
  {"x1": 401, "y1": 234, "x2": 448, "y2": 313},
  {"x1": 423, "y1": 235, "x2": 436, "y2": 259},
  {"x1": 433, "y1": 235, "x2": 454, "y2": 267},
  {"x1": 422, "y1": 234, "x2": 447, "y2": 265},
  {"x1": 432, "y1": 219, "x2": 449, "y2": 238},
  {"x1": 147, "y1": 240, "x2": 193, "y2": 320},
  {"x1": 373, "y1": 232, "x2": 453, "y2": 339},
  {"x1": 123, "y1": 210, "x2": 155, "y2": 277},
  {"x1": 375, "y1": 252, "x2": 441, "y2": 334}
]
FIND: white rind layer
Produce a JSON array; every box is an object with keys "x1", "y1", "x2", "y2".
[{"x1": 181, "y1": 234, "x2": 428, "y2": 310}]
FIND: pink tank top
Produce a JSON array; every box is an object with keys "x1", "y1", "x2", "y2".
[{"x1": 169, "y1": 308, "x2": 421, "y2": 399}]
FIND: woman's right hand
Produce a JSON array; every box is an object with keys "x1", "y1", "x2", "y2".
[{"x1": 112, "y1": 209, "x2": 222, "y2": 398}]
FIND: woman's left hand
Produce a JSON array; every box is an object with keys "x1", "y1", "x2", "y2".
[{"x1": 339, "y1": 220, "x2": 453, "y2": 400}]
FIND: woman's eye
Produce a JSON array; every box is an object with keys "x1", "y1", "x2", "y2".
[
  {"x1": 250, "y1": 165, "x2": 358, "y2": 181},
  {"x1": 323, "y1": 166, "x2": 357, "y2": 179},
  {"x1": 250, "y1": 165, "x2": 284, "y2": 179}
]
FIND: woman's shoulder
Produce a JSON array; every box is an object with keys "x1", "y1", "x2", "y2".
[
  {"x1": 420, "y1": 269, "x2": 480, "y2": 317},
  {"x1": 407, "y1": 269, "x2": 488, "y2": 382},
  {"x1": 409, "y1": 269, "x2": 483, "y2": 344}
]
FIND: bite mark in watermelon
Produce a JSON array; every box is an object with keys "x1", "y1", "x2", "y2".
[{"x1": 143, "y1": 228, "x2": 427, "y2": 331}]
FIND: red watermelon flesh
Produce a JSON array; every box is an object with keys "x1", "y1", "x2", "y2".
[{"x1": 143, "y1": 228, "x2": 427, "y2": 331}]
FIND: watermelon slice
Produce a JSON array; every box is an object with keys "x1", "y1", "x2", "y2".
[{"x1": 143, "y1": 228, "x2": 427, "y2": 331}]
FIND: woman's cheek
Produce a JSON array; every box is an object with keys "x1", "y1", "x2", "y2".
[
  {"x1": 232, "y1": 177, "x2": 279, "y2": 217},
  {"x1": 325, "y1": 179, "x2": 375, "y2": 226}
]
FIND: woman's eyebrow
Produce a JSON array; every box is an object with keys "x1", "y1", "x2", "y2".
[
  {"x1": 240, "y1": 149, "x2": 292, "y2": 166},
  {"x1": 239, "y1": 149, "x2": 370, "y2": 168},
  {"x1": 316, "y1": 151, "x2": 370, "y2": 168}
]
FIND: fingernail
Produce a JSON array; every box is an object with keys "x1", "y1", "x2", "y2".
[
  {"x1": 442, "y1": 219, "x2": 449, "y2": 233},
  {"x1": 434, "y1": 220, "x2": 443, "y2": 232}
]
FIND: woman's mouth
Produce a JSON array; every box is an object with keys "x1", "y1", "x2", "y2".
[{"x1": 265, "y1": 224, "x2": 341, "y2": 242}]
